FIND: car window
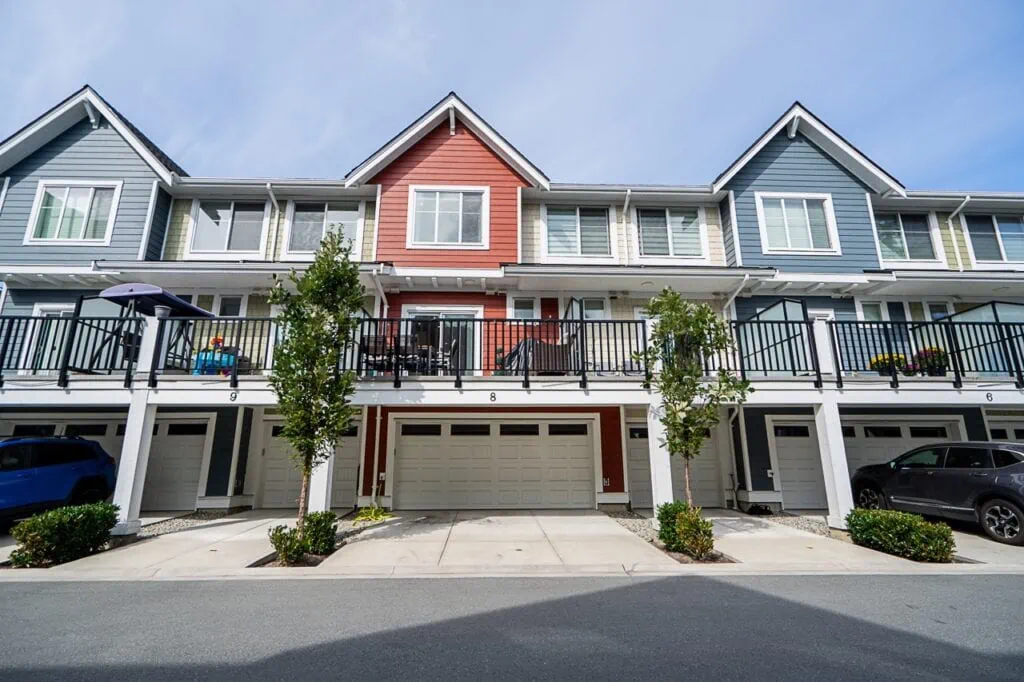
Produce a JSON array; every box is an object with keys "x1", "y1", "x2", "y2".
[
  {"x1": 0, "y1": 445, "x2": 33, "y2": 471},
  {"x1": 943, "y1": 446, "x2": 991, "y2": 469},
  {"x1": 992, "y1": 449, "x2": 1024, "y2": 468},
  {"x1": 34, "y1": 442, "x2": 95, "y2": 467},
  {"x1": 895, "y1": 448, "x2": 944, "y2": 469}
]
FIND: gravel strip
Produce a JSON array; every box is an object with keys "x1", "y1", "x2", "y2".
[
  {"x1": 138, "y1": 511, "x2": 229, "y2": 538},
  {"x1": 766, "y1": 513, "x2": 831, "y2": 537},
  {"x1": 606, "y1": 510, "x2": 657, "y2": 543}
]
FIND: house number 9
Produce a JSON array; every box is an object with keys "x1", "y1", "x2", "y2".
[{"x1": 230, "y1": 391, "x2": 238, "y2": 402}]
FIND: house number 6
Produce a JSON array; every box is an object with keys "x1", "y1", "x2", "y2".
[{"x1": 986, "y1": 393, "x2": 993, "y2": 402}]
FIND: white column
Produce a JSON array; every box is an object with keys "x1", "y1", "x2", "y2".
[
  {"x1": 306, "y1": 443, "x2": 336, "y2": 513},
  {"x1": 111, "y1": 391, "x2": 157, "y2": 535},
  {"x1": 646, "y1": 402, "x2": 674, "y2": 517},
  {"x1": 811, "y1": 317, "x2": 835, "y2": 377},
  {"x1": 814, "y1": 398, "x2": 855, "y2": 529}
]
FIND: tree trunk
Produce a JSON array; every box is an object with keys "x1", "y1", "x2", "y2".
[
  {"x1": 684, "y1": 458, "x2": 693, "y2": 507},
  {"x1": 296, "y1": 463, "x2": 311, "y2": 530}
]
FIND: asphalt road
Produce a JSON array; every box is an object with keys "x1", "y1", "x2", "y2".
[{"x1": 1, "y1": 575, "x2": 1020, "y2": 680}]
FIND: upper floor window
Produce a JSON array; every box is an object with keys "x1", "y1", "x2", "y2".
[
  {"x1": 874, "y1": 212, "x2": 936, "y2": 261},
  {"x1": 407, "y1": 186, "x2": 488, "y2": 249},
  {"x1": 510, "y1": 297, "x2": 539, "y2": 320},
  {"x1": 637, "y1": 208, "x2": 703, "y2": 258},
  {"x1": 546, "y1": 206, "x2": 612, "y2": 257},
  {"x1": 286, "y1": 201, "x2": 361, "y2": 258},
  {"x1": 25, "y1": 180, "x2": 122, "y2": 245},
  {"x1": 965, "y1": 214, "x2": 1024, "y2": 263},
  {"x1": 190, "y1": 200, "x2": 267, "y2": 254},
  {"x1": 755, "y1": 192, "x2": 840, "y2": 255}
]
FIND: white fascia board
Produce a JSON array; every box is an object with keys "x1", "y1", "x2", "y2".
[
  {"x1": 345, "y1": 95, "x2": 549, "y2": 190},
  {"x1": 769, "y1": 272, "x2": 886, "y2": 284},
  {"x1": 389, "y1": 266, "x2": 505, "y2": 279}
]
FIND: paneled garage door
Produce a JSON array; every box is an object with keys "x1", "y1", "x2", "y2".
[
  {"x1": 626, "y1": 426, "x2": 723, "y2": 508},
  {"x1": 141, "y1": 421, "x2": 208, "y2": 511},
  {"x1": 842, "y1": 420, "x2": 960, "y2": 473},
  {"x1": 260, "y1": 423, "x2": 361, "y2": 509},
  {"x1": 772, "y1": 422, "x2": 828, "y2": 509},
  {"x1": 392, "y1": 419, "x2": 596, "y2": 510}
]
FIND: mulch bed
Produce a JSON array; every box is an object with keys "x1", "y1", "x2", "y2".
[{"x1": 652, "y1": 540, "x2": 735, "y2": 564}]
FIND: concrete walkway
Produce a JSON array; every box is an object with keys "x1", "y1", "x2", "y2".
[
  {"x1": 321, "y1": 510, "x2": 676, "y2": 573},
  {"x1": 951, "y1": 526, "x2": 1024, "y2": 565}
]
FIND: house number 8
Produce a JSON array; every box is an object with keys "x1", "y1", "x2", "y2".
[{"x1": 490, "y1": 392, "x2": 497, "y2": 402}]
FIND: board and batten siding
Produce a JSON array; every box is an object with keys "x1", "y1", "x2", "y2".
[
  {"x1": 0, "y1": 119, "x2": 162, "y2": 264},
  {"x1": 719, "y1": 195, "x2": 736, "y2": 265},
  {"x1": 144, "y1": 188, "x2": 173, "y2": 260},
  {"x1": 727, "y1": 131, "x2": 879, "y2": 273}
]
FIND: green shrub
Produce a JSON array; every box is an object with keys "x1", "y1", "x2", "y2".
[
  {"x1": 656, "y1": 500, "x2": 690, "y2": 551},
  {"x1": 846, "y1": 509, "x2": 955, "y2": 563},
  {"x1": 676, "y1": 507, "x2": 715, "y2": 560},
  {"x1": 9, "y1": 502, "x2": 118, "y2": 568},
  {"x1": 301, "y1": 511, "x2": 338, "y2": 555},
  {"x1": 268, "y1": 525, "x2": 306, "y2": 565}
]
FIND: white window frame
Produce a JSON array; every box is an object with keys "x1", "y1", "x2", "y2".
[
  {"x1": 961, "y1": 213, "x2": 1024, "y2": 270},
  {"x1": 180, "y1": 292, "x2": 251, "y2": 317},
  {"x1": 23, "y1": 179, "x2": 123, "y2": 246},
  {"x1": 539, "y1": 203, "x2": 619, "y2": 264},
  {"x1": 754, "y1": 192, "x2": 841, "y2": 256},
  {"x1": 556, "y1": 296, "x2": 611, "y2": 320},
  {"x1": 399, "y1": 303, "x2": 485, "y2": 376},
  {"x1": 281, "y1": 199, "x2": 365, "y2": 261},
  {"x1": 855, "y1": 298, "x2": 953, "y2": 322},
  {"x1": 185, "y1": 199, "x2": 271, "y2": 260},
  {"x1": 405, "y1": 184, "x2": 490, "y2": 250},
  {"x1": 630, "y1": 206, "x2": 710, "y2": 263},
  {"x1": 17, "y1": 303, "x2": 75, "y2": 375},
  {"x1": 869, "y1": 209, "x2": 946, "y2": 269},
  {"x1": 506, "y1": 296, "x2": 541, "y2": 320}
]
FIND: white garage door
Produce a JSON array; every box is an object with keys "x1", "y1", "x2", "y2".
[
  {"x1": 772, "y1": 422, "x2": 828, "y2": 510},
  {"x1": 393, "y1": 419, "x2": 595, "y2": 510},
  {"x1": 626, "y1": 426, "x2": 722, "y2": 508},
  {"x1": 842, "y1": 420, "x2": 959, "y2": 473},
  {"x1": 260, "y1": 423, "x2": 361, "y2": 509},
  {"x1": 141, "y1": 421, "x2": 208, "y2": 511}
]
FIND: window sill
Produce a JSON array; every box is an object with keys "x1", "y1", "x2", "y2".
[
  {"x1": 633, "y1": 255, "x2": 711, "y2": 265},
  {"x1": 879, "y1": 259, "x2": 949, "y2": 271},
  {"x1": 539, "y1": 254, "x2": 618, "y2": 265},
  {"x1": 405, "y1": 242, "x2": 489, "y2": 250},
  {"x1": 971, "y1": 261, "x2": 1024, "y2": 271},
  {"x1": 22, "y1": 238, "x2": 111, "y2": 247},
  {"x1": 184, "y1": 251, "x2": 264, "y2": 261},
  {"x1": 761, "y1": 248, "x2": 842, "y2": 257}
]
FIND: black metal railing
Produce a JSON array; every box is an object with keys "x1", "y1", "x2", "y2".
[
  {"x1": 829, "y1": 320, "x2": 1024, "y2": 388},
  {"x1": 696, "y1": 320, "x2": 821, "y2": 385},
  {"x1": 0, "y1": 316, "x2": 143, "y2": 388},
  {"x1": 152, "y1": 317, "x2": 280, "y2": 388}
]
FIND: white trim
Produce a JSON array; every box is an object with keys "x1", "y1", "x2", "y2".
[
  {"x1": 404, "y1": 184, "x2": 490, "y2": 250},
  {"x1": 516, "y1": 186, "x2": 523, "y2": 265},
  {"x1": 137, "y1": 180, "x2": 160, "y2": 260},
  {"x1": 344, "y1": 94, "x2": 549, "y2": 190},
  {"x1": 506, "y1": 295, "x2": 540, "y2": 320},
  {"x1": 280, "y1": 199, "x2": 366, "y2": 261},
  {"x1": 754, "y1": 191, "x2": 841, "y2": 256},
  {"x1": 23, "y1": 179, "x2": 123, "y2": 246},
  {"x1": 184, "y1": 198, "x2": 271, "y2": 260},
  {"x1": 619, "y1": 406, "x2": 630, "y2": 499},
  {"x1": 19, "y1": 302, "x2": 75, "y2": 373},
  {"x1": 855, "y1": 297, "x2": 955, "y2": 323},
  {"x1": 960, "y1": 212, "x2": 1024, "y2": 270},
  {"x1": 738, "y1": 407, "x2": 751, "y2": 490},
  {"x1": 372, "y1": 184, "x2": 382, "y2": 262},
  {"x1": 0, "y1": 176, "x2": 9, "y2": 216},
  {"x1": 713, "y1": 103, "x2": 906, "y2": 197},
  {"x1": 538, "y1": 203, "x2": 620, "y2": 264},
  {"x1": 629, "y1": 205, "x2": 711, "y2": 264},
  {"x1": 226, "y1": 408, "x2": 246, "y2": 497},
  {"x1": 870, "y1": 205, "x2": 948, "y2": 270},
  {"x1": 399, "y1": 303, "x2": 485, "y2": 375},
  {"x1": 728, "y1": 190, "x2": 742, "y2": 267},
  {"x1": 763, "y1": 416, "x2": 810, "y2": 496},
  {"x1": 187, "y1": 413, "x2": 220, "y2": 505}
]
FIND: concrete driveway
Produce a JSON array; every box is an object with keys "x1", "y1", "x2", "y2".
[{"x1": 323, "y1": 510, "x2": 676, "y2": 572}]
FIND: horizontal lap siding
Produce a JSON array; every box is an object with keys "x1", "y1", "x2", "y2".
[
  {"x1": 729, "y1": 132, "x2": 879, "y2": 273},
  {"x1": 369, "y1": 122, "x2": 528, "y2": 268},
  {"x1": 719, "y1": 196, "x2": 736, "y2": 265},
  {"x1": 0, "y1": 119, "x2": 160, "y2": 264}
]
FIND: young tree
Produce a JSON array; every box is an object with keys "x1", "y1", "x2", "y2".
[
  {"x1": 269, "y1": 231, "x2": 365, "y2": 526},
  {"x1": 639, "y1": 288, "x2": 751, "y2": 506}
]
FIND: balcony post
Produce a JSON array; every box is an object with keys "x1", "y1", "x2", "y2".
[
  {"x1": 56, "y1": 298, "x2": 85, "y2": 388},
  {"x1": 827, "y1": 320, "x2": 844, "y2": 388},
  {"x1": 145, "y1": 306, "x2": 171, "y2": 388},
  {"x1": 0, "y1": 318, "x2": 13, "y2": 388},
  {"x1": 734, "y1": 322, "x2": 747, "y2": 382},
  {"x1": 392, "y1": 319, "x2": 401, "y2": 389},
  {"x1": 110, "y1": 389, "x2": 158, "y2": 536},
  {"x1": 807, "y1": 318, "x2": 828, "y2": 388},
  {"x1": 646, "y1": 401, "x2": 675, "y2": 522},
  {"x1": 943, "y1": 321, "x2": 963, "y2": 389},
  {"x1": 881, "y1": 322, "x2": 899, "y2": 389},
  {"x1": 122, "y1": 317, "x2": 141, "y2": 389},
  {"x1": 578, "y1": 319, "x2": 588, "y2": 389},
  {"x1": 814, "y1": 398, "x2": 855, "y2": 530}
]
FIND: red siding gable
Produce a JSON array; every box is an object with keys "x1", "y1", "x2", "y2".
[{"x1": 369, "y1": 121, "x2": 528, "y2": 267}]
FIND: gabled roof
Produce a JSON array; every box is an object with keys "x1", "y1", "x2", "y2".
[
  {"x1": 0, "y1": 85, "x2": 187, "y2": 184},
  {"x1": 344, "y1": 92, "x2": 549, "y2": 189},
  {"x1": 713, "y1": 101, "x2": 905, "y2": 197}
]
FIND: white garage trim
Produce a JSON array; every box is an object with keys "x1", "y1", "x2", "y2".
[
  {"x1": 383, "y1": 411, "x2": 604, "y2": 505},
  {"x1": 619, "y1": 405, "x2": 630, "y2": 495},
  {"x1": 149, "y1": 414, "x2": 217, "y2": 511},
  {"x1": 762, "y1": 416, "x2": 788, "y2": 494}
]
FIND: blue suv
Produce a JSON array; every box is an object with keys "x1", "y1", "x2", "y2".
[{"x1": 0, "y1": 436, "x2": 117, "y2": 530}]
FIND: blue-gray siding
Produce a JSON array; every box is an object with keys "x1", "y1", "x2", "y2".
[
  {"x1": 233, "y1": 408, "x2": 254, "y2": 495},
  {"x1": 734, "y1": 296, "x2": 857, "y2": 322},
  {"x1": 145, "y1": 187, "x2": 173, "y2": 260},
  {"x1": 2, "y1": 288, "x2": 97, "y2": 316},
  {"x1": 0, "y1": 118, "x2": 161, "y2": 264},
  {"x1": 727, "y1": 132, "x2": 879, "y2": 273},
  {"x1": 205, "y1": 407, "x2": 241, "y2": 497},
  {"x1": 719, "y1": 195, "x2": 735, "y2": 266}
]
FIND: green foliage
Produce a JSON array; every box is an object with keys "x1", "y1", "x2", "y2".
[
  {"x1": 269, "y1": 231, "x2": 365, "y2": 520},
  {"x1": 675, "y1": 506, "x2": 715, "y2": 560},
  {"x1": 9, "y1": 502, "x2": 118, "y2": 567},
  {"x1": 268, "y1": 525, "x2": 306, "y2": 565},
  {"x1": 301, "y1": 511, "x2": 338, "y2": 555},
  {"x1": 354, "y1": 505, "x2": 391, "y2": 524},
  {"x1": 846, "y1": 509, "x2": 955, "y2": 563},
  {"x1": 637, "y1": 289, "x2": 751, "y2": 504},
  {"x1": 656, "y1": 500, "x2": 690, "y2": 550}
]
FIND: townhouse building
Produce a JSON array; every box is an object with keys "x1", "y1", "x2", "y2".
[{"x1": 1, "y1": 86, "x2": 1022, "y2": 534}]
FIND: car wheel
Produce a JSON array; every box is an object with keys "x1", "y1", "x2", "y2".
[
  {"x1": 856, "y1": 485, "x2": 886, "y2": 510},
  {"x1": 979, "y1": 499, "x2": 1024, "y2": 546}
]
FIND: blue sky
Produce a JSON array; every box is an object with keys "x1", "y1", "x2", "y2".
[{"x1": 1, "y1": 0, "x2": 1023, "y2": 190}]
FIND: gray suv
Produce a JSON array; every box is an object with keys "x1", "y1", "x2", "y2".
[{"x1": 851, "y1": 442, "x2": 1024, "y2": 545}]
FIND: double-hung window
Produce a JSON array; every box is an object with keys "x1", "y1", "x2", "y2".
[
  {"x1": 26, "y1": 181, "x2": 122, "y2": 244},
  {"x1": 874, "y1": 212, "x2": 936, "y2": 261},
  {"x1": 637, "y1": 208, "x2": 703, "y2": 258},
  {"x1": 546, "y1": 206, "x2": 612, "y2": 257},
  {"x1": 510, "y1": 297, "x2": 539, "y2": 320},
  {"x1": 755, "y1": 193, "x2": 839, "y2": 254},
  {"x1": 965, "y1": 214, "x2": 1024, "y2": 263},
  {"x1": 288, "y1": 201, "x2": 360, "y2": 256},
  {"x1": 409, "y1": 187, "x2": 487, "y2": 247},
  {"x1": 190, "y1": 200, "x2": 266, "y2": 254}
]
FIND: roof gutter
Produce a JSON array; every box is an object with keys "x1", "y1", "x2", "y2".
[{"x1": 947, "y1": 195, "x2": 970, "y2": 272}]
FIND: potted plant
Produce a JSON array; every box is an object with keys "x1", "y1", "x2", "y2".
[
  {"x1": 913, "y1": 347, "x2": 949, "y2": 377},
  {"x1": 869, "y1": 352, "x2": 906, "y2": 376}
]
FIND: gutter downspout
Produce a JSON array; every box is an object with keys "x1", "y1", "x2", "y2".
[
  {"x1": 723, "y1": 274, "x2": 749, "y2": 319},
  {"x1": 947, "y1": 195, "x2": 970, "y2": 272}
]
